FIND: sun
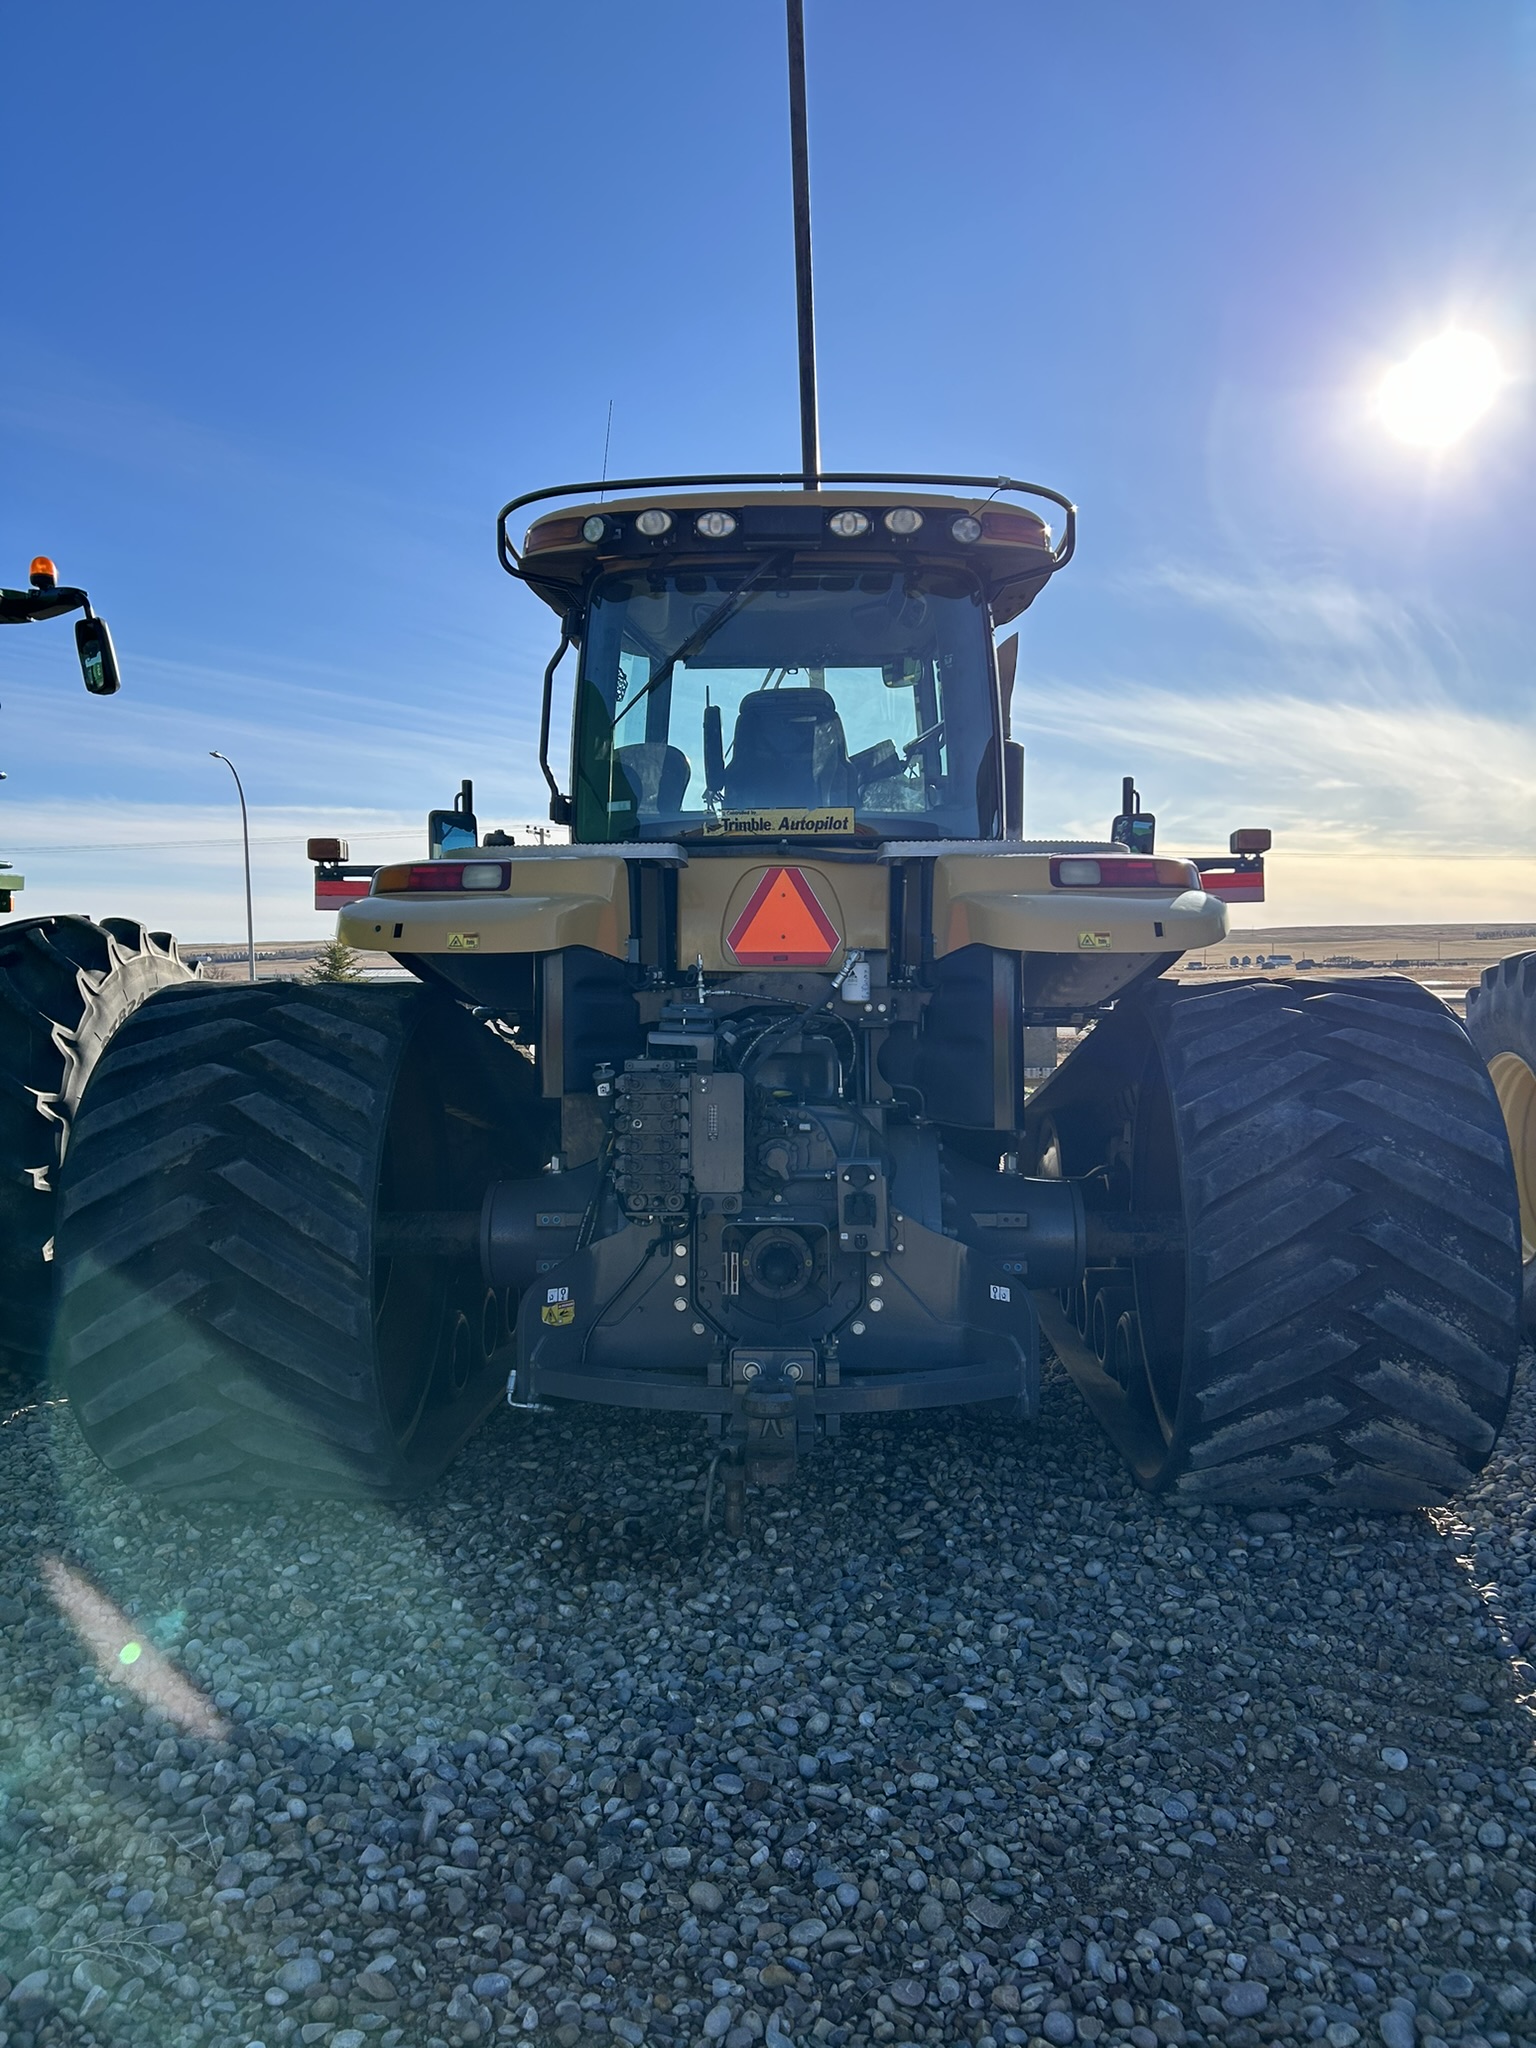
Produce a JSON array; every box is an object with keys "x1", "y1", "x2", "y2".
[{"x1": 1377, "y1": 330, "x2": 1505, "y2": 449}]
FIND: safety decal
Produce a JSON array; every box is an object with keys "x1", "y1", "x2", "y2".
[
  {"x1": 726, "y1": 866, "x2": 840, "y2": 966},
  {"x1": 541, "y1": 1302, "x2": 576, "y2": 1326},
  {"x1": 446, "y1": 932, "x2": 481, "y2": 950},
  {"x1": 1077, "y1": 931, "x2": 1112, "y2": 951},
  {"x1": 990, "y1": 1283, "x2": 1012, "y2": 1302}
]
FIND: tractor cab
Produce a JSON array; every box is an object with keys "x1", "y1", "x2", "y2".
[{"x1": 504, "y1": 477, "x2": 1074, "y2": 847}]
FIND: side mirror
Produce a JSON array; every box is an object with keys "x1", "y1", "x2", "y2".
[
  {"x1": 430, "y1": 778, "x2": 478, "y2": 857},
  {"x1": 1112, "y1": 775, "x2": 1155, "y2": 854},
  {"x1": 75, "y1": 615, "x2": 121, "y2": 696},
  {"x1": 429, "y1": 810, "x2": 478, "y2": 857}
]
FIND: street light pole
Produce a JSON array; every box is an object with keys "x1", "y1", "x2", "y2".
[{"x1": 209, "y1": 751, "x2": 256, "y2": 982}]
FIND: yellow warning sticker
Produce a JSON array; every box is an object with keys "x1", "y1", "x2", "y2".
[
  {"x1": 541, "y1": 1301, "x2": 575, "y2": 1326},
  {"x1": 1078, "y1": 931, "x2": 1112, "y2": 950},
  {"x1": 446, "y1": 932, "x2": 480, "y2": 950}
]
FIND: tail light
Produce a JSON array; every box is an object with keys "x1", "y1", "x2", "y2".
[
  {"x1": 1050, "y1": 857, "x2": 1202, "y2": 890},
  {"x1": 372, "y1": 862, "x2": 510, "y2": 894}
]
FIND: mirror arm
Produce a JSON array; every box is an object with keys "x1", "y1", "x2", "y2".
[
  {"x1": 539, "y1": 631, "x2": 573, "y2": 824},
  {"x1": 0, "y1": 584, "x2": 90, "y2": 626}
]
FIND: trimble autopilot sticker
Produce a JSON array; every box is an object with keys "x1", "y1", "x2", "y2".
[{"x1": 702, "y1": 809, "x2": 856, "y2": 838}]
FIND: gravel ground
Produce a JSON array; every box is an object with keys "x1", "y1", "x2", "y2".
[{"x1": 2, "y1": 1347, "x2": 1535, "y2": 2048}]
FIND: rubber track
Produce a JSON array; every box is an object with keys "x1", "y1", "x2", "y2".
[
  {"x1": 1154, "y1": 978, "x2": 1520, "y2": 1507},
  {"x1": 1464, "y1": 950, "x2": 1536, "y2": 1333},
  {"x1": 0, "y1": 916, "x2": 191, "y2": 1380},
  {"x1": 1163, "y1": 974, "x2": 1523, "y2": 1507},
  {"x1": 54, "y1": 982, "x2": 506, "y2": 1501}
]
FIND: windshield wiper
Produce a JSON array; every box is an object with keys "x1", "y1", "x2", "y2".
[{"x1": 615, "y1": 552, "x2": 792, "y2": 726}]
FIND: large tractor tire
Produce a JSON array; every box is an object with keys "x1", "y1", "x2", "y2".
[
  {"x1": 54, "y1": 981, "x2": 546, "y2": 1500},
  {"x1": 0, "y1": 915, "x2": 193, "y2": 1384},
  {"x1": 1464, "y1": 952, "x2": 1536, "y2": 1335},
  {"x1": 1026, "y1": 976, "x2": 1521, "y2": 1508}
]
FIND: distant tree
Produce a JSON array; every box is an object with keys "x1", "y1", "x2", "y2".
[{"x1": 307, "y1": 936, "x2": 363, "y2": 982}]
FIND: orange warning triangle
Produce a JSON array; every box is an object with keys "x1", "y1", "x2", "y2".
[{"x1": 725, "y1": 866, "x2": 840, "y2": 966}]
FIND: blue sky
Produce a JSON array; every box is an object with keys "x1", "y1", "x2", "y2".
[{"x1": 3, "y1": 0, "x2": 1533, "y2": 937}]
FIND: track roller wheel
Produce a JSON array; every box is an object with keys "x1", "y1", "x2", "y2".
[
  {"x1": 1465, "y1": 952, "x2": 1536, "y2": 1334},
  {"x1": 1026, "y1": 976, "x2": 1521, "y2": 1507},
  {"x1": 55, "y1": 981, "x2": 542, "y2": 1499},
  {"x1": 0, "y1": 915, "x2": 193, "y2": 1383}
]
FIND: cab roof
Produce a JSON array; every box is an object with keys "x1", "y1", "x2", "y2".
[{"x1": 497, "y1": 472, "x2": 1075, "y2": 629}]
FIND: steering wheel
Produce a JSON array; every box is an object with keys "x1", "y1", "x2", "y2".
[{"x1": 903, "y1": 719, "x2": 945, "y2": 763}]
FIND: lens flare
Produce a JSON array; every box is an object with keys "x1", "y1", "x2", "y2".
[
  {"x1": 41, "y1": 1556, "x2": 227, "y2": 1739},
  {"x1": 1377, "y1": 330, "x2": 1504, "y2": 448}
]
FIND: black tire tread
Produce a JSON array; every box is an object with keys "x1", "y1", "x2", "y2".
[
  {"x1": 1029, "y1": 974, "x2": 1521, "y2": 1507},
  {"x1": 1157, "y1": 978, "x2": 1519, "y2": 1505},
  {"x1": 0, "y1": 915, "x2": 193, "y2": 1380},
  {"x1": 55, "y1": 982, "x2": 522, "y2": 1500}
]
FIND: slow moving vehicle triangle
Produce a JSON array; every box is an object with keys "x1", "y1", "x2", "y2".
[{"x1": 726, "y1": 866, "x2": 840, "y2": 966}]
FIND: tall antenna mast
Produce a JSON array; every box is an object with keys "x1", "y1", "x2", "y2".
[{"x1": 785, "y1": 0, "x2": 820, "y2": 489}]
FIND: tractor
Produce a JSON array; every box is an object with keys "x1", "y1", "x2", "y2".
[
  {"x1": 35, "y1": 3, "x2": 1526, "y2": 1524},
  {"x1": 48, "y1": 482, "x2": 1522, "y2": 1524}
]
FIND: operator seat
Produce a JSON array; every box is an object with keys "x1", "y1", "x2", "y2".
[
  {"x1": 614, "y1": 742, "x2": 691, "y2": 820},
  {"x1": 725, "y1": 687, "x2": 852, "y2": 809}
]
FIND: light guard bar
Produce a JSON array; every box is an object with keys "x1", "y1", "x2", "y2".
[{"x1": 497, "y1": 471, "x2": 1077, "y2": 578}]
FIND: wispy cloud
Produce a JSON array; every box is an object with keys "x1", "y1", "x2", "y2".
[
  {"x1": 1021, "y1": 559, "x2": 1533, "y2": 922},
  {"x1": 1023, "y1": 678, "x2": 1535, "y2": 854},
  {"x1": 1142, "y1": 561, "x2": 1458, "y2": 677}
]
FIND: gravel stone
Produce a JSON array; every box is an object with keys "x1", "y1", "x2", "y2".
[
  {"x1": 6, "y1": 1969, "x2": 50, "y2": 2012},
  {"x1": 5, "y1": 1343, "x2": 1536, "y2": 2047},
  {"x1": 1222, "y1": 1981, "x2": 1269, "y2": 2017}
]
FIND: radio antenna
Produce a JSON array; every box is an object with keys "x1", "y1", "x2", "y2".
[{"x1": 786, "y1": 0, "x2": 820, "y2": 490}]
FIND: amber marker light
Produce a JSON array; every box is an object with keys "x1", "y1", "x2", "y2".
[{"x1": 29, "y1": 556, "x2": 57, "y2": 588}]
